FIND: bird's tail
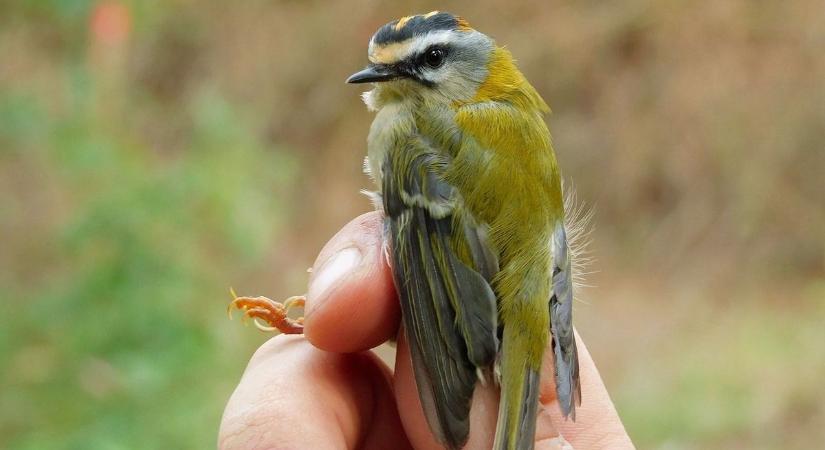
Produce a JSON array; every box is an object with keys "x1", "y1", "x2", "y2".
[{"x1": 493, "y1": 327, "x2": 542, "y2": 450}]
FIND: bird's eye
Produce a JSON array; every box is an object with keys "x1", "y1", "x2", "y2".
[{"x1": 423, "y1": 47, "x2": 446, "y2": 68}]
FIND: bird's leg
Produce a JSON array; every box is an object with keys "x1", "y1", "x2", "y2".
[{"x1": 227, "y1": 289, "x2": 305, "y2": 334}]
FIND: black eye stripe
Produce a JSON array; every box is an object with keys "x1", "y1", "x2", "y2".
[
  {"x1": 379, "y1": 45, "x2": 449, "y2": 87},
  {"x1": 389, "y1": 60, "x2": 435, "y2": 87}
]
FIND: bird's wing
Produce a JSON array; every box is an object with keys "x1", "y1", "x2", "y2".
[
  {"x1": 550, "y1": 222, "x2": 581, "y2": 418},
  {"x1": 382, "y1": 139, "x2": 499, "y2": 450}
]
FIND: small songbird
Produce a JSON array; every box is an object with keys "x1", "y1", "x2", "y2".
[{"x1": 346, "y1": 12, "x2": 582, "y2": 450}]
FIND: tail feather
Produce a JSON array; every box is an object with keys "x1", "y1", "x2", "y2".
[{"x1": 493, "y1": 329, "x2": 542, "y2": 450}]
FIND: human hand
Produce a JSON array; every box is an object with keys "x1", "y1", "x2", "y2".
[{"x1": 219, "y1": 212, "x2": 634, "y2": 449}]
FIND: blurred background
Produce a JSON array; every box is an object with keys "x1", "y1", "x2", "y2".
[{"x1": 1, "y1": 1, "x2": 823, "y2": 448}]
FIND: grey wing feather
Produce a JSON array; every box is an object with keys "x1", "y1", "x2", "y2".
[
  {"x1": 550, "y1": 223, "x2": 581, "y2": 419},
  {"x1": 383, "y1": 151, "x2": 498, "y2": 449}
]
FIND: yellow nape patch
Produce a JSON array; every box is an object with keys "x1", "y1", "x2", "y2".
[
  {"x1": 423, "y1": 10, "x2": 440, "y2": 18},
  {"x1": 472, "y1": 47, "x2": 550, "y2": 112},
  {"x1": 369, "y1": 40, "x2": 412, "y2": 64}
]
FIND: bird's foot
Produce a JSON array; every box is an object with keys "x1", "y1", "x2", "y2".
[{"x1": 227, "y1": 288, "x2": 305, "y2": 334}]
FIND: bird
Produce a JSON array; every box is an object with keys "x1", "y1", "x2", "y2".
[{"x1": 345, "y1": 11, "x2": 582, "y2": 450}]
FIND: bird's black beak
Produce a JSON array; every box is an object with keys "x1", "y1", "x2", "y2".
[{"x1": 346, "y1": 64, "x2": 398, "y2": 84}]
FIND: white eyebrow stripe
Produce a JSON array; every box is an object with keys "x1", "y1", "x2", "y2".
[
  {"x1": 403, "y1": 30, "x2": 457, "y2": 60},
  {"x1": 368, "y1": 30, "x2": 458, "y2": 65}
]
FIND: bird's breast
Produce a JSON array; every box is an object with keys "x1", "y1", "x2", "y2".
[
  {"x1": 366, "y1": 102, "x2": 459, "y2": 186},
  {"x1": 366, "y1": 102, "x2": 414, "y2": 186}
]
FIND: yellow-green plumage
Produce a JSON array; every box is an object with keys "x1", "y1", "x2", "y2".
[
  {"x1": 349, "y1": 12, "x2": 580, "y2": 450},
  {"x1": 456, "y1": 46, "x2": 564, "y2": 450}
]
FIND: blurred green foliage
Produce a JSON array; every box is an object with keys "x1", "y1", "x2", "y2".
[
  {"x1": 1, "y1": 2, "x2": 295, "y2": 448},
  {"x1": 1, "y1": 1, "x2": 823, "y2": 449}
]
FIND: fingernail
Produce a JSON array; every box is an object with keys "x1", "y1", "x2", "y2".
[{"x1": 307, "y1": 247, "x2": 362, "y2": 307}]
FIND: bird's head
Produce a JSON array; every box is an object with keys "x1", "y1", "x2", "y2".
[{"x1": 348, "y1": 12, "x2": 519, "y2": 108}]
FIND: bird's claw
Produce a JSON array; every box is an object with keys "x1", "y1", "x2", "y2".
[
  {"x1": 282, "y1": 295, "x2": 305, "y2": 311},
  {"x1": 227, "y1": 289, "x2": 305, "y2": 334}
]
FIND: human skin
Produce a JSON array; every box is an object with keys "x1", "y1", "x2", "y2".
[{"x1": 219, "y1": 212, "x2": 635, "y2": 450}]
